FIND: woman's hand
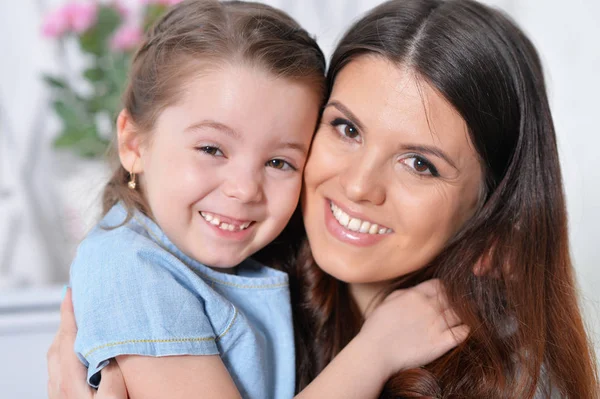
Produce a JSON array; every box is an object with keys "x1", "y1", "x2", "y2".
[
  {"x1": 47, "y1": 288, "x2": 128, "y2": 399},
  {"x1": 358, "y1": 279, "x2": 469, "y2": 379}
]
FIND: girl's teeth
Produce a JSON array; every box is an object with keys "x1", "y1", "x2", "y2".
[
  {"x1": 201, "y1": 211, "x2": 252, "y2": 231},
  {"x1": 330, "y1": 202, "x2": 392, "y2": 235}
]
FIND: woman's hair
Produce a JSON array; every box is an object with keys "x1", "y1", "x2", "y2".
[
  {"x1": 101, "y1": 0, "x2": 326, "y2": 217},
  {"x1": 293, "y1": 0, "x2": 598, "y2": 397}
]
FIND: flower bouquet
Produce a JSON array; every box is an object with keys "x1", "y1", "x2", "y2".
[{"x1": 41, "y1": 0, "x2": 181, "y2": 158}]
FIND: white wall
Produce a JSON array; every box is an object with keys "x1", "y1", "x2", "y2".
[{"x1": 0, "y1": 1, "x2": 598, "y2": 398}]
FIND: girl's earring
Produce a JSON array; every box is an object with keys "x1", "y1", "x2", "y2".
[
  {"x1": 128, "y1": 160, "x2": 137, "y2": 190},
  {"x1": 128, "y1": 172, "x2": 137, "y2": 190}
]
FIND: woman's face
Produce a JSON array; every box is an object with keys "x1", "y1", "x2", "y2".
[{"x1": 302, "y1": 56, "x2": 483, "y2": 285}]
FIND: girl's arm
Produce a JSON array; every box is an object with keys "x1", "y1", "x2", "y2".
[
  {"x1": 115, "y1": 355, "x2": 241, "y2": 399},
  {"x1": 48, "y1": 289, "x2": 127, "y2": 399},
  {"x1": 48, "y1": 281, "x2": 466, "y2": 399}
]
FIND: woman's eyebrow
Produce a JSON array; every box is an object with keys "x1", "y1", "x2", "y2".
[
  {"x1": 325, "y1": 101, "x2": 457, "y2": 170},
  {"x1": 324, "y1": 101, "x2": 365, "y2": 131}
]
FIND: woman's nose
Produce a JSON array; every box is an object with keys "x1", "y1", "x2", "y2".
[{"x1": 339, "y1": 155, "x2": 386, "y2": 205}]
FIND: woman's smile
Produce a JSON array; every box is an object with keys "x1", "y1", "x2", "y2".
[
  {"x1": 324, "y1": 199, "x2": 394, "y2": 247},
  {"x1": 302, "y1": 56, "x2": 483, "y2": 285}
]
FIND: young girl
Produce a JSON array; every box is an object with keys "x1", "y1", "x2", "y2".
[{"x1": 70, "y1": 1, "x2": 468, "y2": 398}]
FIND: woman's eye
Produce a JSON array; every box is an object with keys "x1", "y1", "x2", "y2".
[
  {"x1": 198, "y1": 146, "x2": 224, "y2": 157},
  {"x1": 401, "y1": 156, "x2": 439, "y2": 177},
  {"x1": 266, "y1": 159, "x2": 296, "y2": 171},
  {"x1": 331, "y1": 118, "x2": 361, "y2": 141}
]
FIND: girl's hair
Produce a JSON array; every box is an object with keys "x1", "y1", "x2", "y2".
[
  {"x1": 293, "y1": 0, "x2": 598, "y2": 397},
  {"x1": 101, "y1": 0, "x2": 326, "y2": 217}
]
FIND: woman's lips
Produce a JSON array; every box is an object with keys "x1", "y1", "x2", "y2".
[{"x1": 323, "y1": 199, "x2": 391, "y2": 247}]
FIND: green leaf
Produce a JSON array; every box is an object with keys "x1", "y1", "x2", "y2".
[
  {"x1": 86, "y1": 93, "x2": 121, "y2": 114},
  {"x1": 83, "y1": 68, "x2": 104, "y2": 82},
  {"x1": 43, "y1": 75, "x2": 68, "y2": 90},
  {"x1": 94, "y1": 6, "x2": 122, "y2": 41},
  {"x1": 75, "y1": 133, "x2": 110, "y2": 158},
  {"x1": 53, "y1": 124, "x2": 109, "y2": 158},
  {"x1": 53, "y1": 100, "x2": 81, "y2": 129},
  {"x1": 108, "y1": 53, "x2": 131, "y2": 92},
  {"x1": 78, "y1": 6, "x2": 122, "y2": 56},
  {"x1": 143, "y1": 4, "x2": 168, "y2": 31},
  {"x1": 53, "y1": 130, "x2": 82, "y2": 148}
]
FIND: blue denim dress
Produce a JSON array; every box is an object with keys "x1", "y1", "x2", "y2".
[{"x1": 71, "y1": 203, "x2": 295, "y2": 399}]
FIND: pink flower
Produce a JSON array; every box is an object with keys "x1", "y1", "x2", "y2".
[
  {"x1": 140, "y1": 0, "x2": 183, "y2": 5},
  {"x1": 41, "y1": 2, "x2": 98, "y2": 38},
  {"x1": 110, "y1": 25, "x2": 143, "y2": 52},
  {"x1": 67, "y1": 3, "x2": 98, "y2": 34},
  {"x1": 41, "y1": 7, "x2": 70, "y2": 38},
  {"x1": 111, "y1": 1, "x2": 130, "y2": 19}
]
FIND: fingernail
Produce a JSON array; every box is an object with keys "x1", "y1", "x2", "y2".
[{"x1": 61, "y1": 284, "x2": 69, "y2": 300}]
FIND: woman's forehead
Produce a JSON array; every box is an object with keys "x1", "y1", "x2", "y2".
[{"x1": 328, "y1": 56, "x2": 473, "y2": 161}]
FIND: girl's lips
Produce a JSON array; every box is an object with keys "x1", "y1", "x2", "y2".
[
  {"x1": 323, "y1": 199, "x2": 389, "y2": 247},
  {"x1": 199, "y1": 211, "x2": 255, "y2": 241},
  {"x1": 199, "y1": 210, "x2": 254, "y2": 226}
]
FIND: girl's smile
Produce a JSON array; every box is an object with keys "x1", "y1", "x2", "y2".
[{"x1": 120, "y1": 64, "x2": 320, "y2": 268}]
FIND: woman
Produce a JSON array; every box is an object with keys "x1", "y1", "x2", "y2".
[{"x1": 47, "y1": 0, "x2": 598, "y2": 397}]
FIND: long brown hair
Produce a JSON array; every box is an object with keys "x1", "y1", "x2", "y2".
[
  {"x1": 293, "y1": 0, "x2": 598, "y2": 397},
  {"x1": 101, "y1": 0, "x2": 326, "y2": 218}
]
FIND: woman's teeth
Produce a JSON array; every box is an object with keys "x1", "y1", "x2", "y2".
[
  {"x1": 330, "y1": 202, "x2": 392, "y2": 234},
  {"x1": 200, "y1": 212, "x2": 252, "y2": 232}
]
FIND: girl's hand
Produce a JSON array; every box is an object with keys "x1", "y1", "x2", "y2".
[
  {"x1": 47, "y1": 288, "x2": 128, "y2": 399},
  {"x1": 358, "y1": 279, "x2": 469, "y2": 379}
]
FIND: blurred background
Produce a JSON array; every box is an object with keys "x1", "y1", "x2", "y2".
[{"x1": 0, "y1": 0, "x2": 598, "y2": 397}]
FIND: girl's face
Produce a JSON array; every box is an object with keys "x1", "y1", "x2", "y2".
[
  {"x1": 128, "y1": 64, "x2": 320, "y2": 268},
  {"x1": 302, "y1": 56, "x2": 483, "y2": 288}
]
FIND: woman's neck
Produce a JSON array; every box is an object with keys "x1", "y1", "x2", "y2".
[{"x1": 348, "y1": 281, "x2": 388, "y2": 316}]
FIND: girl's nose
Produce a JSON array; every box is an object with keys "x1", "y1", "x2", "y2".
[{"x1": 222, "y1": 171, "x2": 264, "y2": 204}]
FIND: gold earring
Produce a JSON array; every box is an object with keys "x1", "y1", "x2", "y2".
[
  {"x1": 128, "y1": 160, "x2": 137, "y2": 189},
  {"x1": 128, "y1": 172, "x2": 136, "y2": 189}
]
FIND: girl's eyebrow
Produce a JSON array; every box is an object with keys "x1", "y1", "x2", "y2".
[
  {"x1": 277, "y1": 141, "x2": 308, "y2": 155},
  {"x1": 324, "y1": 101, "x2": 365, "y2": 131},
  {"x1": 185, "y1": 120, "x2": 240, "y2": 139},
  {"x1": 184, "y1": 120, "x2": 307, "y2": 155}
]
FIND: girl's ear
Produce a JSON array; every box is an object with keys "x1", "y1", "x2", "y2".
[{"x1": 117, "y1": 109, "x2": 144, "y2": 174}]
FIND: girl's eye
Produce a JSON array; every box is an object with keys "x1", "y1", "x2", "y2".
[
  {"x1": 331, "y1": 118, "x2": 361, "y2": 141},
  {"x1": 266, "y1": 159, "x2": 296, "y2": 171},
  {"x1": 198, "y1": 146, "x2": 224, "y2": 157},
  {"x1": 401, "y1": 155, "x2": 439, "y2": 177}
]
